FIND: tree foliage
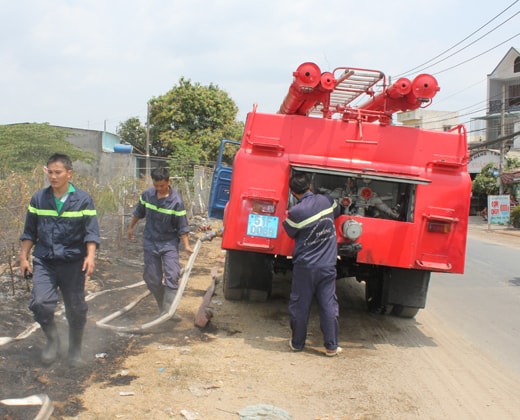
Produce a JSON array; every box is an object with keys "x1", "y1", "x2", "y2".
[
  {"x1": 472, "y1": 157, "x2": 520, "y2": 195},
  {"x1": 116, "y1": 78, "x2": 244, "y2": 176},
  {"x1": 116, "y1": 117, "x2": 146, "y2": 154},
  {"x1": 0, "y1": 123, "x2": 95, "y2": 176},
  {"x1": 149, "y1": 77, "x2": 243, "y2": 161}
]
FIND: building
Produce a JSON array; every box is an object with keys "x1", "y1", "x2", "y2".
[
  {"x1": 396, "y1": 109, "x2": 459, "y2": 131},
  {"x1": 61, "y1": 126, "x2": 135, "y2": 184},
  {"x1": 57, "y1": 126, "x2": 166, "y2": 185},
  {"x1": 469, "y1": 47, "x2": 520, "y2": 167},
  {"x1": 59, "y1": 126, "x2": 211, "y2": 216},
  {"x1": 484, "y1": 46, "x2": 520, "y2": 144}
]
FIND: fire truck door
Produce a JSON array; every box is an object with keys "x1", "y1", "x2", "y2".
[{"x1": 208, "y1": 139, "x2": 240, "y2": 219}]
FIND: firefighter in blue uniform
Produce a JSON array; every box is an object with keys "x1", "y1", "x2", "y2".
[
  {"x1": 283, "y1": 171, "x2": 342, "y2": 356},
  {"x1": 19, "y1": 153, "x2": 100, "y2": 367},
  {"x1": 128, "y1": 167, "x2": 193, "y2": 315}
]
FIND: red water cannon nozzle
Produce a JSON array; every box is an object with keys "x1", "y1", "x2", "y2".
[
  {"x1": 387, "y1": 77, "x2": 412, "y2": 99},
  {"x1": 292, "y1": 62, "x2": 321, "y2": 91},
  {"x1": 410, "y1": 74, "x2": 440, "y2": 102},
  {"x1": 279, "y1": 63, "x2": 337, "y2": 116}
]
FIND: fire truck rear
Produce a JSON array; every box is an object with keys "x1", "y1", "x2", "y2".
[{"x1": 208, "y1": 62, "x2": 471, "y2": 318}]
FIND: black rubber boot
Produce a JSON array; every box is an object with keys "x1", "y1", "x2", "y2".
[
  {"x1": 161, "y1": 288, "x2": 177, "y2": 315},
  {"x1": 161, "y1": 288, "x2": 181, "y2": 320},
  {"x1": 152, "y1": 286, "x2": 165, "y2": 313},
  {"x1": 68, "y1": 328, "x2": 84, "y2": 368},
  {"x1": 40, "y1": 322, "x2": 60, "y2": 366}
]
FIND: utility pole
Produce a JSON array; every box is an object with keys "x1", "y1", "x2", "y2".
[
  {"x1": 146, "y1": 102, "x2": 151, "y2": 178},
  {"x1": 499, "y1": 85, "x2": 506, "y2": 195}
]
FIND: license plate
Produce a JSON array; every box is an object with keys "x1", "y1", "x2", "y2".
[{"x1": 247, "y1": 214, "x2": 279, "y2": 238}]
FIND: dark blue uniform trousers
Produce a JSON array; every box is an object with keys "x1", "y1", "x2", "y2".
[
  {"x1": 143, "y1": 240, "x2": 181, "y2": 294},
  {"x1": 29, "y1": 257, "x2": 88, "y2": 329},
  {"x1": 289, "y1": 265, "x2": 339, "y2": 350}
]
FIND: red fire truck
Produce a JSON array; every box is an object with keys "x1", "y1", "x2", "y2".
[{"x1": 208, "y1": 62, "x2": 471, "y2": 318}]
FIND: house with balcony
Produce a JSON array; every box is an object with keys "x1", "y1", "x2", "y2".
[{"x1": 484, "y1": 46, "x2": 520, "y2": 145}]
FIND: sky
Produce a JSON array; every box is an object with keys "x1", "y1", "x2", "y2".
[{"x1": 1, "y1": 0, "x2": 519, "y2": 134}]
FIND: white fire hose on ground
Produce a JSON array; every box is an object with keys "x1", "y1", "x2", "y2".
[
  {"x1": 0, "y1": 393, "x2": 54, "y2": 420},
  {"x1": 96, "y1": 238, "x2": 202, "y2": 333}
]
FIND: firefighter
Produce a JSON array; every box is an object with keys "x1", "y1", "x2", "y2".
[
  {"x1": 283, "y1": 172, "x2": 342, "y2": 356},
  {"x1": 127, "y1": 167, "x2": 193, "y2": 316},
  {"x1": 19, "y1": 153, "x2": 100, "y2": 367}
]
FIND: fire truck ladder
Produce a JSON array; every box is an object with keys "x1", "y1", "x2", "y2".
[{"x1": 311, "y1": 67, "x2": 384, "y2": 116}]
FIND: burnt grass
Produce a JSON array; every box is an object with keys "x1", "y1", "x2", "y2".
[{"x1": 0, "y1": 216, "x2": 211, "y2": 419}]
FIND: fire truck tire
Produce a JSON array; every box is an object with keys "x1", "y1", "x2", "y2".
[
  {"x1": 391, "y1": 305, "x2": 420, "y2": 318},
  {"x1": 223, "y1": 250, "x2": 273, "y2": 301}
]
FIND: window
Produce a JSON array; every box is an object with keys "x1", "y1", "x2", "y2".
[
  {"x1": 514, "y1": 57, "x2": 520, "y2": 73},
  {"x1": 508, "y1": 84, "x2": 520, "y2": 107}
]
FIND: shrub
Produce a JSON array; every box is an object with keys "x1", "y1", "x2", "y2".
[{"x1": 510, "y1": 205, "x2": 520, "y2": 228}]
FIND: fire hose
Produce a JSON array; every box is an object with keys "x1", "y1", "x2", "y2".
[
  {"x1": 0, "y1": 281, "x2": 147, "y2": 347},
  {"x1": 95, "y1": 238, "x2": 202, "y2": 333},
  {"x1": 0, "y1": 394, "x2": 54, "y2": 420},
  {"x1": 1, "y1": 237, "x2": 206, "y2": 344}
]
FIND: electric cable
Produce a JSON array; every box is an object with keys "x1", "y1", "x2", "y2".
[{"x1": 395, "y1": 0, "x2": 520, "y2": 77}]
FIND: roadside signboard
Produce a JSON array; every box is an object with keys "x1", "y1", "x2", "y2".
[{"x1": 487, "y1": 195, "x2": 510, "y2": 225}]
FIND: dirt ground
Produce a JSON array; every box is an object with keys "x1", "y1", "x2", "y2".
[{"x1": 2, "y1": 218, "x2": 520, "y2": 420}]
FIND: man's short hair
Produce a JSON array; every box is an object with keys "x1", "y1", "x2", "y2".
[
  {"x1": 289, "y1": 172, "x2": 311, "y2": 195},
  {"x1": 47, "y1": 153, "x2": 73, "y2": 171},
  {"x1": 151, "y1": 167, "x2": 170, "y2": 181}
]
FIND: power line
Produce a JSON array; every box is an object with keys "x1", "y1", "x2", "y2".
[
  {"x1": 404, "y1": 86, "x2": 509, "y2": 129},
  {"x1": 434, "y1": 77, "x2": 487, "y2": 106},
  {"x1": 433, "y1": 32, "x2": 520, "y2": 75},
  {"x1": 395, "y1": 0, "x2": 520, "y2": 77},
  {"x1": 412, "y1": 11, "x2": 520, "y2": 76}
]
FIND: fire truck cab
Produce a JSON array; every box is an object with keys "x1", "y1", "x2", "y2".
[{"x1": 208, "y1": 62, "x2": 471, "y2": 318}]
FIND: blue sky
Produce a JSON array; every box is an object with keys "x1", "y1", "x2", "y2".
[{"x1": 1, "y1": 0, "x2": 519, "y2": 133}]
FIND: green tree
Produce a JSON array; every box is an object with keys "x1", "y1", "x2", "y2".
[
  {"x1": 0, "y1": 123, "x2": 94, "y2": 175},
  {"x1": 148, "y1": 77, "x2": 244, "y2": 162},
  {"x1": 472, "y1": 163, "x2": 499, "y2": 195},
  {"x1": 116, "y1": 117, "x2": 147, "y2": 154},
  {"x1": 472, "y1": 157, "x2": 520, "y2": 195}
]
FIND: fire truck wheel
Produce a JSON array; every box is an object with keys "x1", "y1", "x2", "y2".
[{"x1": 391, "y1": 305, "x2": 420, "y2": 318}]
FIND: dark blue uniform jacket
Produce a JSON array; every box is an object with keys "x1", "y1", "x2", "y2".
[
  {"x1": 283, "y1": 191, "x2": 340, "y2": 267},
  {"x1": 20, "y1": 185, "x2": 100, "y2": 261},
  {"x1": 133, "y1": 187, "x2": 190, "y2": 244}
]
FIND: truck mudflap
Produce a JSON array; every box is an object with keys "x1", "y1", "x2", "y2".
[
  {"x1": 385, "y1": 268, "x2": 430, "y2": 309},
  {"x1": 364, "y1": 266, "x2": 430, "y2": 319},
  {"x1": 222, "y1": 250, "x2": 274, "y2": 301}
]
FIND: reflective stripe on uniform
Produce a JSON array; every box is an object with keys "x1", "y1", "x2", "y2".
[
  {"x1": 139, "y1": 197, "x2": 187, "y2": 216},
  {"x1": 285, "y1": 201, "x2": 337, "y2": 229},
  {"x1": 28, "y1": 205, "x2": 97, "y2": 217}
]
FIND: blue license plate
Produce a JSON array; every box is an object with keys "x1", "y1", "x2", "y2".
[{"x1": 247, "y1": 214, "x2": 279, "y2": 238}]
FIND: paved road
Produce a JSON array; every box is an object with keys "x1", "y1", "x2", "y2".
[{"x1": 427, "y1": 215, "x2": 520, "y2": 377}]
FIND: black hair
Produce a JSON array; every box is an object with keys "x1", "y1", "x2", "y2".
[
  {"x1": 47, "y1": 153, "x2": 73, "y2": 170},
  {"x1": 151, "y1": 166, "x2": 170, "y2": 181},
  {"x1": 289, "y1": 172, "x2": 311, "y2": 195}
]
